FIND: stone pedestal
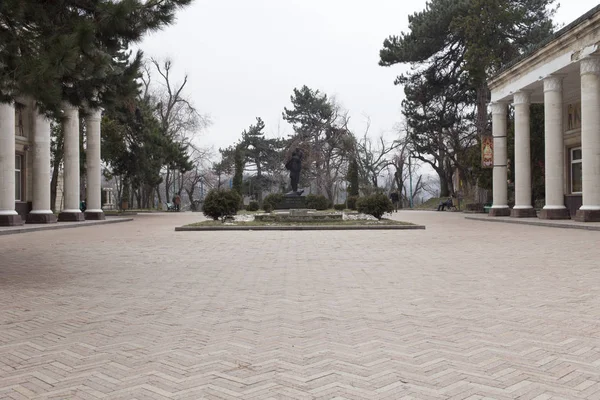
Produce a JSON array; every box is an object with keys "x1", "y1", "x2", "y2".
[
  {"x1": 539, "y1": 208, "x2": 570, "y2": 220},
  {"x1": 510, "y1": 208, "x2": 538, "y2": 218},
  {"x1": 275, "y1": 195, "x2": 307, "y2": 210},
  {"x1": 84, "y1": 210, "x2": 106, "y2": 220},
  {"x1": 575, "y1": 209, "x2": 600, "y2": 222},
  {"x1": 0, "y1": 214, "x2": 24, "y2": 226},
  {"x1": 489, "y1": 207, "x2": 511, "y2": 217}
]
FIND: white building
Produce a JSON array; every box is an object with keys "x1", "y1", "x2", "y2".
[
  {"x1": 0, "y1": 99, "x2": 104, "y2": 226},
  {"x1": 489, "y1": 5, "x2": 600, "y2": 221}
]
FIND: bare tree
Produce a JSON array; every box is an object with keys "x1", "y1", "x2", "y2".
[
  {"x1": 146, "y1": 58, "x2": 210, "y2": 202},
  {"x1": 353, "y1": 117, "x2": 401, "y2": 192},
  {"x1": 182, "y1": 146, "x2": 213, "y2": 210}
]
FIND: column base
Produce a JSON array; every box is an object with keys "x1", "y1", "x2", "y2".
[
  {"x1": 84, "y1": 211, "x2": 105, "y2": 220},
  {"x1": 58, "y1": 211, "x2": 85, "y2": 222},
  {"x1": 26, "y1": 213, "x2": 58, "y2": 224},
  {"x1": 489, "y1": 207, "x2": 511, "y2": 217},
  {"x1": 574, "y1": 209, "x2": 600, "y2": 222},
  {"x1": 511, "y1": 208, "x2": 537, "y2": 218},
  {"x1": 0, "y1": 214, "x2": 24, "y2": 226},
  {"x1": 539, "y1": 208, "x2": 570, "y2": 220}
]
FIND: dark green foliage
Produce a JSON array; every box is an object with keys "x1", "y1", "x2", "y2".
[
  {"x1": 0, "y1": 0, "x2": 192, "y2": 117},
  {"x1": 379, "y1": 0, "x2": 556, "y2": 199},
  {"x1": 202, "y1": 189, "x2": 242, "y2": 222},
  {"x1": 305, "y1": 194, "x2": 330, "y2": 211},
  {"x1": 347, "y1": 195, "x2": 359, "y2": 211},
  {"x1": 357, "y1": 193, "x2": 394, "y2": 220},
  {"x1": 334, "y1": 204, "x2": 346, "y2": 211},
  {"x1": 346, "y1": 158, "x2": 360, "y2": 197},
  {"x1": 263, "y1": 193, "x2": 284, "y2": 210},
  {"x1": 262, "y1": 203, "x2": 274, "y2": 213},
  {"x1": 232, "y1": 145, "x2": 245, "y2": 195},
  {"x1": 246, "y1": 201, "x2": 260, "y2": 212}
]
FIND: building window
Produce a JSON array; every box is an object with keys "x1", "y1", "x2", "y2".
[
  {"x1": 571, "y1": 147, "x2": 582, "y2": 194},
  {"x1": 15, "y1": 155, "x2": 22, "y2": 201}
]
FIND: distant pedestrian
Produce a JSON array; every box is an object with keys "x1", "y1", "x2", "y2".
[
  {"x1": 390, "y1": 191, "x2": 399, "y2": 212},
  {"x1": 174, "y1": 194, "x2": 181, "y2": 212}
]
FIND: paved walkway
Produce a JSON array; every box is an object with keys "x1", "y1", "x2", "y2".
[
  {"x1": 0, "y1": 217, "x2": 133, "y2": 236},
  {"x1": 1, "y1": 211, "x2": 600, "y2": 399}
]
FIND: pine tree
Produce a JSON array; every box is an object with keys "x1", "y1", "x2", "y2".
[
  {"x1": 379, "y1": 0, "x2": 556, "y2": 137},
  {"x1": 0, "y1": 0, "x2": 192, "y2": 116}
]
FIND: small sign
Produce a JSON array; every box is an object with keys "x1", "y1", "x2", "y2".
[{"x1": 482, "y1": 135, "x2": 493, "y2": 168}]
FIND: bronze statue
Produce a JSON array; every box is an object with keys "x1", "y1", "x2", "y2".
[{"x1": 285, "y1": 149, "x2": 303, "y2": 195}]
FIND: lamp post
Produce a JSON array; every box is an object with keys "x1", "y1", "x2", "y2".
[{"x1": 408, "y1": 155, "x2": 414, "y2": 209}]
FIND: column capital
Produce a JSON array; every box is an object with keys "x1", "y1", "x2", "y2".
[
  {"x1": 84, "y1": 108, "x2": 103, "y2": 122},
  {"x1": 580, "y1": 56, "x2": 600, "y2": 77},
  {"x1": 543, "y1": 75, "x2": 565, "y2": 93},
  {"x1": 513, "y1": 91, "x2": 531, "y2": 105},
  {"x1": 61, "y1": 102, "x2": 79, "y2": 115},
  {"x1": 490, "y1": 102, "x2": 508, "y2": 115}
]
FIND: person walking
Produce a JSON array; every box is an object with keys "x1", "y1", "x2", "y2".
[{"x1": 390, "y1": 191, "x2": 400, "y2": 212}]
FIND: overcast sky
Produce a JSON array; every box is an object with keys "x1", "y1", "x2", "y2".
[{"x1": 139, "y1": 0, "x2": 599, "y2": 153}]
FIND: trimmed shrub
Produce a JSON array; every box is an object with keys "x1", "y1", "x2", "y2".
[
  {"x1": 347, "y1": 195, "x2": 359, "y2": 210},
  {"x1": 263, "y1": 193, "x2": 284, "y2": 211},
  {"x1": 333, "y1": 204, "x2": 346, "y2": 211},
  {"x1": 263, "y1": 203, "x2": 273, "y2": 213},
  {"x1": 246, "y1": 201, "x2": 260, "y2": 212},
  {"x1": 305, "y1": 194, "x2": 329, "y2": 210},
  {"x1": 357, "y1": 193, "x2": 394, "y2": 220},
  {"x1": 202, "y1": 189, "x2": 242, "y2": 221}
]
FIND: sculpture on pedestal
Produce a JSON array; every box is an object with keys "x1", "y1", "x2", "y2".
[{"x1": 285, "y1": 148, "x2": 303, "y2": 196}]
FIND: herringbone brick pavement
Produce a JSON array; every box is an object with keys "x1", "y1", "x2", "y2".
[{"x1": 1, "y1": 211, "x2": 600, "y2": 399}]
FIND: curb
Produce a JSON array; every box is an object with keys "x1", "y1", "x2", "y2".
[
  {"x1": 175, "y1": 224, "x2": 426, "y2": 232},
  {"x1": 0, "y1": 217, "x2": 134, "y2": 236},
  {"x1": 465, "y1": 216, "x2": 600, "y2": 231}
]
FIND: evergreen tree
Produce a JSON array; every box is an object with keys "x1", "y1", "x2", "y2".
[
  {"x1": 379, "y1": 0, "x2": 556, "y2": 197},
  {"x1": 241, "y1": 118, "x2": 286, "y2": 203},
  {"x1": 380, "y1": 0, "x2": 556, "y2": 137},
  {"x1": 346, "y1": 158, "x2": 360, "y2": 197},
  {"x1": 232, "y1": 145, "x2": 245, "y2": 196},
  {"x1": 0, "y1": 0, "x2": 192, "y2": 116}
]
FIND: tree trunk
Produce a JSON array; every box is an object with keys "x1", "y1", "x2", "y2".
[
  {"x1": 438, "y1": 170, "x2": 450, "y2": 197},
  {"x1": 156, "y1": 186, "x2": 162, "y2": 206},
  {"x1": 476, "y1": 83, "x2": 489, "y2": 137},
  {"x1": 165, "y1": 169, "x2": 171, "y2": 202}
]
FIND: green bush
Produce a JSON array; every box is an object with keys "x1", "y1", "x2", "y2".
[
  {"x1": 305, "y1": 194, "x2": 329, "y2": 210},
  {"x1": 202, "y1": 189, "x2": 242, "y2": 221},
  {"x1": 357, "y1": 193, "x2": 394, "y2": 220},
  {"x1": 246, "y1": 201, "x2": 260, "y2": 212},
  {"x1": 347, "y1": 195, "x2": 359, "y2": 210},
  {"x1": 334, "y1": 204, "x2": 346, "y2": 211},
  {"x1": 263, "y1": 203, "x2": 273, "y2": 213},
  {"x1": 263, "y1": 193, "x2": 283, "y2": 210}
]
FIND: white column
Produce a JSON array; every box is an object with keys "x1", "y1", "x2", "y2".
[
  {"x1": 84, "y1": 109, "x2": 105, "y2": 219},
  {"x1": 541, "y1": 76, "x2": 569, "y2": 219},
  {"x1": 27, "y1": 106, "x2": 57, "y2": 223},
  {"x1": 0, "y1": 102, "x2": 22, "y2": 226},
  {"x1": 490, "y1": 102, "x2": 510, "y2": 216},
  {"x1": 577, "y1": 56, "x2": 600, "y2": 222},
  {"x1": 58, "y1": 103, "x2": 84, "y2": 221},
  {"x1": 511, "y1": 91, "x2": 536, "y2": 217}
]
